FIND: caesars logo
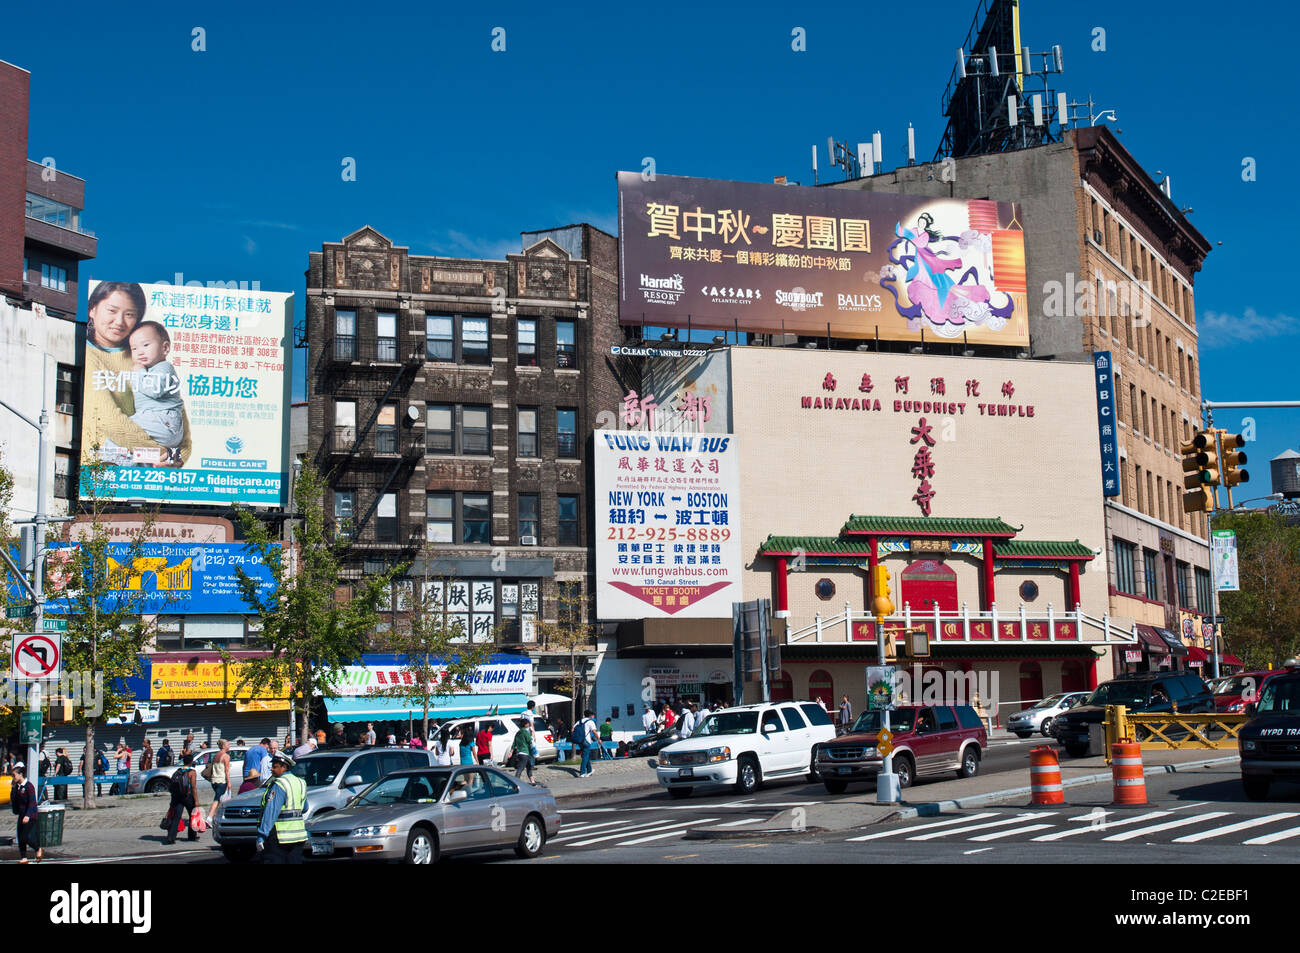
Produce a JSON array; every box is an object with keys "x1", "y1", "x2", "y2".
[
  {"x1": 774, "y1": 288, "x2": 824, "y2": 312},
  {"x1": 639, "y1": 273, "x2": 685, "y2": 305},
  {"x1": 701, "y1": 285, "x2": 760, "y2": 305},
  {"x1": 837, "y1": 292, "x2": 884, "y2": 313}
]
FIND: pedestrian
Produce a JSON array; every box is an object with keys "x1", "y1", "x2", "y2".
[
  {"x1": 641, "y1": 705, "x2": 657, "y2": 736},
  {"x1": 314, "y1": 728, "x2": 327, "y2": 746},
  {"x1": 112, "y1": 737, "x2": 132, "y2": 795},
  {"x1": 364, "y1": 722, "x2": 377, "y2": 747},
  {"x1": 238, "y1": 765, "x2": 263, "y2": 795},
  {"x1": 157, "y1": 738, "x2": 174, "y2": 768},
  {"x1": 139, "y1": 739, "x2": 154, "y2": 772},
  {"x1": 575, "y1": 710, "x2": 598, "y2": 778},
  {"x1": 327, "y1": 724, "x2": 346, "y2": 748},
  {"x1": 205, "y1": 738, "x2": 233, "y2": 823},
  {"x1": 409, "y1": 730, "x2": 425, "y2": 750},
  {"x1": 52, "y1": 748, "x2": 73, "y2": 804},
  {"x1": 385, "y1": 727, "x2": 396, "y2": 745},
  {"x1": 432, "y1": 727, "x2": 454, "y2": 767},
  {"x1": 92, "y1": 746, "x2": 108, "y2": 797},
  {"x1": 10, "y1": 763, "x2": 41, "y2": 863},
  {"x1": 255, "y1": 752, "x2": 307, "y2": 864},
  {"x1": 181, "y1": 732, "x2": 195, "y2": 760},
  {"x1": 245, "y1": 738, "x2": 271, "y2": 782},
  {"x1": 598, "y1": 717, "x2": 614, "y2": 760},
  {"x1": 163, "y1": 754, "x2": 198, "y2": 845},
  {"x1": 36, "y1": 746, "x2": 51, "y2": 801},
  {"x1": 838, "y1": 695, "x2": 853, "y2": 733},
  {"x1": 815, "y1": 696, "x2": 828, "y2": 713},
  {"x1": 293, "y1": 735, "x2": 317, "y2": 760},
  {"x1": 200, "y1": 741, "x2": 211, "y2": 751},
  {"x1": 457, "y1": 726, "x2": 476, "y2": 766},
  {"x1": 475, "y1": 722, "x2": 493, "y2": 766},
  {"x1": 511, "y1": 718, "x2": 536, "y2": 783},
  {"x1": 663, "y1": 704, "x2": 677, "y2": 731},
  {"x1": 283, "y1": 733, "x2": 294, "y2": 754}
]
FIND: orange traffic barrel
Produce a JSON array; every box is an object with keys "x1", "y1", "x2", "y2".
[
  {"x1": 1111, "y1": 739, "x2": 1147, "y2": 805},
  {"x1": 1029, "y1": 746, "x2": 1064, "y2": 805}
]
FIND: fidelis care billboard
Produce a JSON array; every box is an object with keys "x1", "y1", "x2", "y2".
[
  {"x1": 80, "y1": 280, "x2": 292, "y2": 506},
  {"x1": 617, "y1": 172, "x2": 1029, "y2": 345}
]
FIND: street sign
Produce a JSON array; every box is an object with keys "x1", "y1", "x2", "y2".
[
  {"x1": 1211, "y1": 530, "x2": 1240, "y2": 591},
  {"x1": 877, "y1": 729, "x2": 894, "y2": 758},
  {"x1": 41, "y1": 617, "x2": 67, "y2": 632},
  {"x1": 19, "y1": 710, "x2": 41, "y2": 745},
  {"x1": 10, "y1": 632, "x2": 61, "y2": 680},
  {"x1": 5, "y1": 603, "x2": 32, "y2": 619},
  {"x1": 866, "y1": 665, "x2": 896, "y2": 711}
]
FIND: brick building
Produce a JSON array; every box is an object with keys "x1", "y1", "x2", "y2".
[
  {"x1": 304, "y1": 223, "x2": 630, "y2": 700},
  {"x1": 831, "y1": 126, "x2": 1218, "y2": 674}
]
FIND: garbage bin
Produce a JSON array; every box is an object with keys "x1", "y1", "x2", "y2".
[{"x1": 37, "y1": 804, "x2": 64, "y2": 848}]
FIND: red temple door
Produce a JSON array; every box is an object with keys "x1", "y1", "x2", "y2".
[{"x1": 899, "y1": 560, "x2": 959, "y2": 613}]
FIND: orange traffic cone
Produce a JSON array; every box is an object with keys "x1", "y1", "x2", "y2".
[
  {"x1": 1029, "y1": 746, "x2": 1064, "y2": 805},
  {"x1": 1111, "y1": 739, "x2": 1147, "y2": 805}
]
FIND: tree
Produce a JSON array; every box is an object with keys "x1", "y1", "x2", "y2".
[
  {"x1": 1217, "y1": 510, "x2": 1300, "y2": 669},
  {"x1": 535, "y1": 581, "x2": 594, "y2": 728},
  {"x1": 48, "y1": 457, "x2": 158, "y2": 809},
  {"x1": 232, "y1": 462, "x2": 403, "y2": 746},
  {"x1": 366, "y1": 576, "x2": 493, "y2": 743}
]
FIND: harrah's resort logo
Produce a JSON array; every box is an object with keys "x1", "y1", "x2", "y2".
[
  {"x1": 639, "y1": 273, "x2": 685, "y2": 305},
  {"x1": 774, "y1": 288, "x2": 824, "y2": 312},
  {"x1": 837, "y1": 292, "x2": 883, "y2": 313}
]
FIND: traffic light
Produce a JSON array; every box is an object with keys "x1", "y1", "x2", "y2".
[
  {"x1": 871, "y1": 565, "x2": 894, "y2": 619},
  {"x1": 1181, "y1": 431, "x2": 1219, "y2": 513},
  {"x1": 1220, "y1": 432, "x2": 1249, "y2": 503}
]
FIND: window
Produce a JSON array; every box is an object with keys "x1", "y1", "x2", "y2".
[
  {"x1": 463, "y1": 494, "x2": 491, "y2": 544},
  {"x1": 1144, "y1": 549, "x2": 1160, "y2": 600},
  {"x1": 1146, "y1": 471, "x2": 1154, "y2": 517},
  {"x1": 1129, "y1": 385, "x2": 1139, "y2": 431},
  {"x1": 25, "y1": 193, "x2": 75, "y2": 228},
  {"x1": 54, "y1": 451, "x2": 71, "y2": 499},
  {"x1": 348, "y1": 753, "x2": 382, "y2": 787},
  {"x1": 517, "y1": 319, "x2": 537, "y2": 366},
  {"x1": 376, "y1": 311, "x2": 397, "y2": 362},
  {"x1": 1195, "y1": 568, "x2": 1212, "y2": 615},
  {"x1": 425, "y1": 315, "x2": 453, "y2": 362},
  {"x1": 1140, "y1": 391, "x2": 1149, "y2": 435},
  {"x1": 557, "y1": 495, "x2": 579, "y2": 546},
  {"x1": 426, "y1": 494, "x2": 453, "y2": 543},
  {"x1": 779, "y1": 707, "x2": 807, "y2": 730},
  {"x1": 376, "y1": 404, "x2": 398, "y2": 454},
  {"x1": 518, "y1": 408, "x2": 538, "y2": 457},
  {"x1": 463, "y1": 316, "x2": 489, "y2": 365},
  {"x1": 1188, "y1": 356, "x2": 1196, "y2": 395},
  {"x1": 334, "y1": 401, "x2": 356, "y2": 450},
  {"x1": 1134, "y1": 465, "x2": 1143, "y2": 511},
  {"x1": 56, "y1": 365, "x2": 77, "y2": 408},
  {"x1": 1114, "y1": 539, "x2": 1137, "y2": 595},
  {"x1": 487, "y1": 772, "x2": 519, "y2": 798},
  {"x1": 556, "y1": 320, "x2": 576, "y2": 368},
  {"x1": 935, "y1": 707, "x2": 958, "y2": 731},
  {"x1": 1176, "y1": 560, "x2": 1190, "y2": 608},
  {"x1": 335, "y1": 309, "x2": 356, "y2": 360},
  {"x1": 1156, "y1": 475, "x2": 1165, "y2": 522},
  {"x1": 376, "y1": 493, "x2": 397, "y2": 542},
  {"x1": 557, "y1": 408, "x2": 577, "y2": 458},
  {"x1": 518, "y1": 494, "x2": 539, "y2": 541},
  {"x1": 461, "y1": 406, "x2": 489, "y2": 455},
  {"x1": 41, "y1": 263, "x2": 67, "y2": 292},
  {"x1": 1178, "y1": 349, "x2": 1186, "y2": 389},
  {"x1": 427, "y1": 405, "x2": 453, "y2": 453},
  {"x1": 334, "y1": 491, "x2": 355, "y2": 537}
]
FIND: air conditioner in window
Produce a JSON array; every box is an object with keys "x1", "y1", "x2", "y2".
[
  {"x1": 1093, "y1": 229, "x2": 1103, "y2": 244},
  {"x1": 520, "y1": 535, "x2": 538, "y2": 546},
  {"x1": 56, "y1": 403, "x2": 75, "y2": 415}
]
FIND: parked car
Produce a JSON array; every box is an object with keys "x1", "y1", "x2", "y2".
[
  {"x1": 652, "y1": 701, "x2": 836, "y2": 798},
  {"x1": 213, "y1": 747, "x2": 434, "y2": 862},
  {"x1": 627, "y1": 725, "x2": 684, "y2": 758},
  {"x1": 1006, "y1": 692, "x2": 1090, "y2": 738},
  {"x1": 815, "y1": 704, "x2": 987, "y2": 792},
  {"x1": 1050, "y1": 671, "x2": 1214, "y2": 757},
  {"x1": 1213, "y1": 670, "x2": 1291, "y2": 713},
  {"x1": 304, "y1": 764, "x2": 559, "y2": 863},
  {"x1": 1238, "y1": 671, "x2": 1300, "y2": 800},
  {"x1": 129, "y1": 745, "x2": 250, "y2": 795}
]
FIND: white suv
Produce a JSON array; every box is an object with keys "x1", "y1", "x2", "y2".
[{"x1": 652, "y1": 701, "x2": 836, "y2": 798}]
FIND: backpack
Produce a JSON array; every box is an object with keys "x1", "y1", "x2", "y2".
[
  {"x1": 157, "y1": 747, "x2": 174, "y2": 768},
  {"x1": 169, "y1": 769, "x2": 191, "y2": 800},
  {"x1": 95, "y1": 752, "x2": 107, "y2": 773},
  {"x1": 571, "y1": 720, "x2": 591, "y2": 748}
]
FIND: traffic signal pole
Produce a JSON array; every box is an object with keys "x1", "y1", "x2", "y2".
[{"x1": 871, "y1": 565, "x2": 899, "y2": 804}]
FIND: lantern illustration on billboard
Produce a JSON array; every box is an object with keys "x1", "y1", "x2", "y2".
[{"x1": 974, "y1": 199, "x2": 1028, "y2": 342}]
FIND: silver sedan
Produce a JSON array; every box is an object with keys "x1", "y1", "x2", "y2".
[{"x1": 304, "y1": 765, "x2": 559, "y2": 864}]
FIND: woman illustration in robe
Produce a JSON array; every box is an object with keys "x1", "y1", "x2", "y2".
[{"x1": 81, "y1": 281, "x2": 192, "y2": 467}]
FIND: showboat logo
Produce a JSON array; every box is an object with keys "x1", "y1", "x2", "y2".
[{"x1": 774, "y1": 287, "x2": 824, "y2": 312}]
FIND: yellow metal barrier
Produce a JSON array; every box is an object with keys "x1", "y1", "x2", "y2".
[{"x1": 1103, "y1": 705, "x2": 1248, "y2": 764}]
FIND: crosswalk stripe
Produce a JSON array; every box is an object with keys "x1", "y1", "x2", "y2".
[
  {"x1": 1068, "y1": 809, "x2": 1111, "y2": 824},
  {"x1": 967, "y1": 824, "x2": 1055, "y2": 842},
  {"x1": 846, "y1": 812, "x2": 999, "y2": 841},
  {"x1": 909, "y1": 813, "x2": 1052, "y2": 841},
  {"x1": 1171, "y1": 813, "x2": 1300, "y2": 844},
  {"x1": 566, "y1": 818, "x2": 718, "y2": 847},
  {"x1": 551, "y1": 819, "x2": 637, "y2": 838},
  {"x1": 1243, "y1": 824, "x2": 1300, "y2": 846},
  {"x1": 1102, "y1": 812, "x2": 1231, "y2": 842},
  {"x1": 715, "y1": 817, "x2": 764, "y2": 827},
  {"x1": 552, "y1": 819, "x2": 674, "y2": 843},
  {"x1": 620, "y1": 829, "x2": 700, "y2": 846},
  {"x1": 1031, "y1": 811, "x2": 1172, "y2": 842}
]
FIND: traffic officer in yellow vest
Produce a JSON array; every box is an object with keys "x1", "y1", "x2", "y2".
[{"x1": 255, "y1": 751, "x2": 307, "y2": 863}]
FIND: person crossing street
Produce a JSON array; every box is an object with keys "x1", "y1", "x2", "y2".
[{"x1": 255, "y1": 752, "x2": 307, "y2": 864}]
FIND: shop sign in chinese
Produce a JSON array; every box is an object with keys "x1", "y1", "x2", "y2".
[
  {"x1": 618, "y1": 172, "x2": 1029, "y2": 345},
  {"x1": 1093, "y1": 351, "x2": 1121, "y2": 496},
  {"x1": 80, "y1": 280, "x2": 292, "y2": 506},
  {"x1": 327, "y1": 657, "x2": 533, "y2": 697},
  {"x1": 595, "y1": 431, "x2": 742, "y2": 618},
  {"x1": 150, "y1": 662, "x2": 282, "y2": 701}
]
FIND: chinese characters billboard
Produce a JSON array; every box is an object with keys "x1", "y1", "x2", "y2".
[
  {"x1": 80, "y1": 280, "x2": 292, "y2": 505},
  {"x1": 595, "y1": 431, "x2": 742, "y2": 619},
  {"x1": 617, "y1": 172, "x2": 1029, "y2": 345}
]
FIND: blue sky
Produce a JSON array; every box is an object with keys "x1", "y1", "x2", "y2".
[{"x1": 7, "y1": 0, "x2": 1297, "y2": 494}]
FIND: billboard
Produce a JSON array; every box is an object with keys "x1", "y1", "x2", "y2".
[
  {"x1": 595, "y1": 430, "x2": 742, "y2": 619},
  {"x1": 80, "y1": 280, "x2": 292, "y2": 505},
  {"x1": 327, "y1": 655, "x2": 534, "y2": 697},
  {"x1": 618, "y1": 172, "x2": 1028, "y2": 345},
  {"x1": 45, "y1": 542, "x2": 276, "y2": 615}
]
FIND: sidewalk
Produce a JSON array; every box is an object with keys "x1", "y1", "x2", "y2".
[{"x1": 698, "y1": 747, "x2": 1242, "y2": 836}]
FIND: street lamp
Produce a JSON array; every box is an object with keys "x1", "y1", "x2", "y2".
[{"x1": 1208, "y1": 493, "x2": 1284, "y2": 678}]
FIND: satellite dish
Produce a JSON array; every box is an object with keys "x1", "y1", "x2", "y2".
[{"x1": 407, "y1": 405, "x2": 421, "y2": 423}]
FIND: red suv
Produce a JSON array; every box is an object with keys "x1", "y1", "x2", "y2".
[
  {"x1": 1214, "y1": 670, "x2": 1291, "y2": 713},
  {"x1": 813, "y1": 704, "x2": 987, "y2": 793}
]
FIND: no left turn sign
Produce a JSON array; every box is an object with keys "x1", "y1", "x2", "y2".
[{"x1": 12, "y1": 633, "x2": 61, "y2": 680}]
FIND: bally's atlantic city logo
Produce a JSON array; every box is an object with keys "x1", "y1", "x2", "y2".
[
  {"x1": 225, "y1": 436, "x2": 245, "y2": 454},
  {"x1": 639, "y1": 273, "x2": 685, "y2": 305},
  {"x1": 774, "y1": 287, "x2": 824, "y2": 312},
  {"x1": 837, "y1": 291, "x2": 884, "y2": 313}
]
